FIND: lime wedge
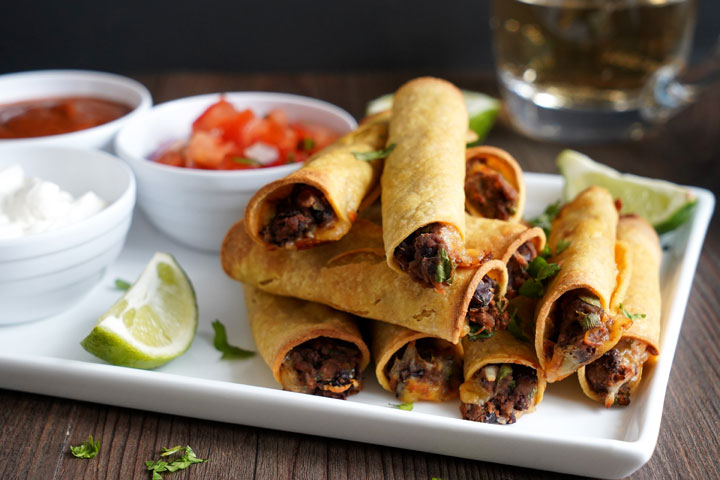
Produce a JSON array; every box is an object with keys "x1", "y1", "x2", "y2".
[
  {"x1": 81, "y1": 252, "x2": 198, "y2": 369},
  {"x1": 557, "y1": 149, "x2": 696, "y2": 233},
  {"x1": 366, "y1": 89, "x2": 500, "y2": 141}
]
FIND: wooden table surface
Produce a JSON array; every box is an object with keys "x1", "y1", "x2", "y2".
[{"x1": 1, "y1": 72, "x2": 718, "y2": 480}]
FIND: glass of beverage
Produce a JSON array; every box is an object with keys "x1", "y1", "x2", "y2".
[{"x1": 491, "y1": 0, "x2": 714, "y2": 142}]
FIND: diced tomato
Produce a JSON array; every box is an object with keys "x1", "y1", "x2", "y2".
[
  {"x1": 186, "y1": 131, "x2": 234, "y2": 169},
  {"x1": 154, "y1": 99, "x2": 341, "y2": 170},
  {"x1": 192, "y1": 97, "x2": 238, "y2": 133}
]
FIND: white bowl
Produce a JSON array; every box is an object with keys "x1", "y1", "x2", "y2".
[
  {"x1": 0, "y1": 146, "x2": 136, "y2": 324},
  {"x1": 115, "y1": 92, "x2": 357, "y2": 252},
  {"x1": 0, "y1": 70, "x2": 152, "y2": 151}
]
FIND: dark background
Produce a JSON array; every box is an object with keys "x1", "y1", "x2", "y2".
[{"x1": 1, "y1": 0, "x2": 717, "y2": 74}]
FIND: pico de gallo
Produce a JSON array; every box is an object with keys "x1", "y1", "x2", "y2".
[{"x1": 151, "y1": 97, "x2": 341, "y2": 170}]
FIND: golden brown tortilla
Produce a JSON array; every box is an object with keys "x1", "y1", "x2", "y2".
[
  {"x1": 577, "y1": 214, "x2": 662, "y2": 403},
  {"x1": 244, "y1": 285, "x2": 370, "y2": 388},
  {"x1": 371, "y1": 321, "x2": 463, "y2": 397},
  {"x1": 534, "y1": 186, "x2": 629, "y2": 382},
  {"x1": 222, "y1": 219, "x2": 507, "y2": 343},
  {"x1": 464, "y1": 146, "x2": 525, "y2": 222},
  {"x1": 381, "y1": 77, "x2": 468, "y2": 274},
  {"x1": 464, "y1": 216, "x2": 545, "y2": 263},
  {"x1": 459, "y1": 330, "x2": 546, "y2": 418},
  {"x1": 244, "y1": 111, "x2": 390, "y2": 249}
]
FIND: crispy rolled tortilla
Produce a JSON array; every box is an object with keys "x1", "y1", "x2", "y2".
[
  {"x1": 245, "y1": 286, "x2": 370, "y2": 399},
  {"x1": 465, "y1": 146, "x2": 525, "y2": 222},
  {"x1": 381, "y1": 77, "x2": 469, "y2": 290},
  {"x1": 459, "y1": 330, "x2": 546, "y2": 424},
  {"x1": 372, "y1": 321, "x2": 463, "y2": 402},
  {"x1": 464, "y1": 216, "x2": 545, "y2": 300},
  {"x1": 244, "y1": 111, "x2": 390, "y2": 249},
  {"x1": 222, "y1": 219, "x2": 508, "y2": 344},
  {"x1": 578, "y1": 214, "x2": 661, "y2": 407},
  {"x1": 534, "y1": 186, "x2": 630, "y2": 383}
]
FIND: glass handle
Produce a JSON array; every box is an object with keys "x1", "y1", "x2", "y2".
[{"x1": 642, "y1": 36, "x2": 720, "y2": 124}]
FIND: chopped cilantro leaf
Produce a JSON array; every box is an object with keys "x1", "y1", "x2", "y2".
[
  {"x1": 507, "y1": 310, "x2": 529, "y2": 342},
  {"x1": 389, "y1": 402, "x2": 414, "y2": 411},
  {"x1": 518, "y1": 278, "x2": 544, "y2": 298},
  {"x1": 114, "y1": 278, "x2": 131, "y2": 291},
  {"x1": 434, "y1": 247, "x2": 455, "y2": 285},
  {"x1": 467, "y1": 323, "x2": 494, "y2": 341},
  {"x1": 620, "y1": 303, "x2": 646, "y2": 321},
  {"x1": 146, "y1": 445, "x2": 207, "y2": 479},
  {"x1": 528, "y1": 200, "x2": 563, "y2": 237},
  {"x1": 232, "y1": 157, "x2": 261, "y2": 166},
  {"x1": 352, "y1": 143, "x2": 395, "y2": 161},
  {"x1": 212, "y1": 319, "x2": 255, "y2": 360},
  {"x1": 301, "y1": 137, "x2": 316, "y2": 151},
  {"x1": 527, "y1": 256, "x2": 561, "y2": 282},
  {"x1": 555, "y1": 239, "x2": 571, "y2": 255},
  {"x1": 70, "y1": 435, "x2": 100, "y2": 459},
  {"x1": 579, "y1": 312, "x2": 602, "y2": 331}
]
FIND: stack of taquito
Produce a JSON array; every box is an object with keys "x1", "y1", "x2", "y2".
[{"x1": 221, "y1": 76, "x2": 661, "y2": 422}]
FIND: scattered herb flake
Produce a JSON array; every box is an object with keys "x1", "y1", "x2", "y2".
[
  {"x1": 146, "y1": 445, "x2": 207, "y2": 479},
  {"x1": 518, "y1": 278, "x2": 544, "y2": 299},
  {"x1": 467, "y1": 323, "x2": 495, "y2": 341},
  {"x1": 288, "y1": 152, "x2": 297, "y2": 163},
  {"x1": 232, "y1": 157, "x2": 261, "y2": 166},
  {"x1": 212, "y1": 319, "x2": 255, "y2": 360},
  {"x1": 70, "y1": 435, "x2": 101, "y2": 459},
  {"x1": 352, "y1": 143, "x2": 396, "y2": 161},
  {"x1": 301, "y1": 137, "x2": 316, "y2": 151},
  {"x1": 620, "y1": 303, "x2": 646, "y2": 321},
  {"x1": 114, "y1": 278, "x2": 131, "y2": 291},
  {"x1": 527, "y1": 256, "x2": 561, "y2": 282},
  {"x1": 389, "y1": 402, "x2": 414, "y2": 411},
  {"x1": 528, "y1": 200, "x2": 563, "y2": 237},
  {"x1": 579, "y1": 312, "x2": 602, "y2": 331},
  {"x1": 434, "y1": 247, "x2": 455, "y2": 285},
  {"x1": 497, "y1": 364, "x2": 513, "y2": 381},
  {"x1": 579, "y1": 295, "x2": 602, "y2": 308},
  {"x1": 507, "y1": 310, "x2": 529, "y2": 342}
]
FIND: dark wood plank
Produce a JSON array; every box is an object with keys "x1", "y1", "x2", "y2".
[{"x1": 1, "y1": 71, "x2": 719, "y2": 480}]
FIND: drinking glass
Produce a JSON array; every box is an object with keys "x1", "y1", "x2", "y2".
[{"x1": 491, "y1": 0, "x2": 719, "y2": 142}]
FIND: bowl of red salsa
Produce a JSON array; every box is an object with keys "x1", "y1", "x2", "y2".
[
  {"x1": 114, "y1": 92, "x2": 356, "y2": 251},
  {"x1": 0, "y1": 70, "x2": 152, "y2": 151}
]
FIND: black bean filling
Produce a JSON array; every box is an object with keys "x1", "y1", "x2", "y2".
[
  {"x1": 261, "y1": 185, "x2": 335, "y2": 247},
  {"x1": 394, "y1": 223, "x2": 455, "y2": 288},
  {"x1": 466, "y1": 277, "x2": 511, "y2": 335},
  {"x1": 465, "y1": 157, "x2": 518, "y2": 220},
  {"x1": 283, "y1": 337, "x2": 363, "y2": 399},
  {"x1": 505, "y1": 242, "x2": 537, "y2": 299},
  {"x1": 460, "y1": 364, "x2": 538, "y2": 425}
]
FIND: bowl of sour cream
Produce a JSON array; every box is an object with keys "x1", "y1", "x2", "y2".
[{"x1": 0, "y1": 145, "x2": 136, "y2": 324}]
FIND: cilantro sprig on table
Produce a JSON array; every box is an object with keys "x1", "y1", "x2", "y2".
[
  {"x1": 212, "y1": 319, "x2": 255, "y2": 360},
  {"x1": 352, "y1": 143, "x2": 395, "y2": 161},
  {"x1": 145, "y1": 445, "x2": 208, "y2": 479},
  {"x1": 70, "y1": 435, "x2": 101, "y2": 459}
]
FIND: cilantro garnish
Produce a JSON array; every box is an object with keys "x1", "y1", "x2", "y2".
[
  {"x1": 212, "y1": 319, "x2": 255, "y2": 360},
  {"x1": 301, "y1": 138, "x2": 316, "y2": 151},
  {"x1": 352, "y1": 143, "x2": 396, "y2": 161},
  {"x1": 467, "y1": 323, "x2": 494, "y2": 341},
  {"x1": 579, "y1": 295, "x2": 602, "y2": 308},
  {"x1": 579, "y1": 312, "x2": 602, "y2": 331},
  {"x1": 389, "y1": 402, "x2": 414, "y2": 411},
  {"x1": 232, "y1": 157, "x2": 261, "y2": 166},
  {"x1": 70, "y1": 435, "x2": 101, "y2": 459},
  {"x1": 434, "y1": 247, "x2": 455, "y2": 285},
  {"x1": 145, "y1": 445, "x2": 208, "y2": 479},
  {"x1": 620, "y1": 303, "x2": 646, "y2": 321},
  {"x1": 507, "y1": 310, "x2": 529, "y2": 342},
  {"x1": 528, "y1": 200, "x2": 563, "y2": 237},
  {"x1": 114, "y1": 278, "x2": 131, "y2": 291}
]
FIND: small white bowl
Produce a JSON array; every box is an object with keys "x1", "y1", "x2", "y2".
[
  {"x1": 115, "y1": 92, "x2": 357, "y2": 252},
  {"x1": 0, "y1": 70, "x2": 152, "y2": 151},
  {"x1": 0, "y1": 146, "x2": 136, "y2": 324}
]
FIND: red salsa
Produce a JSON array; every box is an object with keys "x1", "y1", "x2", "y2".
[
  {"x1": 151, "y1": 97, "x2": 341, "y2": 170},
  {"x1": 0, "y1": 96, "x2": 133, "y2": 139}
]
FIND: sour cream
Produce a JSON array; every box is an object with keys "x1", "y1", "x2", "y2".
[{"x1": 0, "y1": 164, "x2": 107, "y2": 239}]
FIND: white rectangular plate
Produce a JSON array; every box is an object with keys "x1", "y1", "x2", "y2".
[{"x1": 0, "y1": 173, "x2": 714, "y2": 479}]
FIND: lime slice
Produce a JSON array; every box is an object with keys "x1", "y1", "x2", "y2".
[
  {"x1": 557, "y1": 149, "x2": 696, "y2": 233},
  {"x1": 81, "y1": 252, "x2": 198, "y2": 369},
  {"x1": 366, "y1": 89, "x2": 500, "y2": 141}
]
